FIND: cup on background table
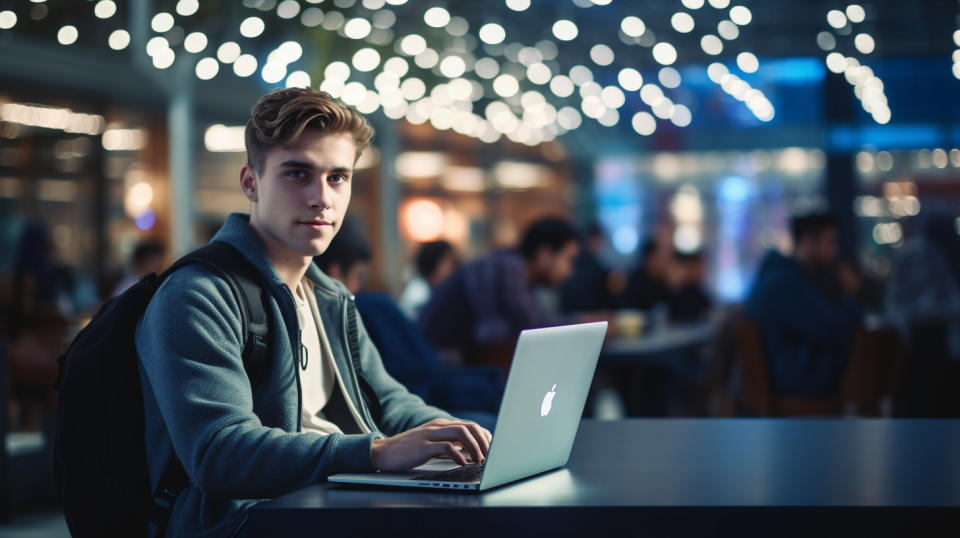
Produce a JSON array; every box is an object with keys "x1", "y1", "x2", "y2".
[{"x1": 613, "y1": 309, "x2": 646, "y2": 339}]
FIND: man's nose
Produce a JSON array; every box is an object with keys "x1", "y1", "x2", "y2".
[{"x1": 308, "y1": 177, "x2": 333, "y2": 209}]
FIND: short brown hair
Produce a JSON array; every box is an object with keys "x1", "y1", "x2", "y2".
[{"x1": 244, "y1": 87, "x2": 375, "y2": 173}]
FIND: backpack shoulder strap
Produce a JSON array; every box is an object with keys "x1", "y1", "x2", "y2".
[
  {"x1": 149, "y1": 242, "x2": 270, "y2": 534},
  {"x1": 165, "y1": 242, "x2": 269, "y2": 366},
  {"x1": 346, "y1": 297, "x2": 362, "y2": 373}
]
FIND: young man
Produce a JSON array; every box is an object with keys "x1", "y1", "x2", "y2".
[
  {"x1": 135, "y1": 88, "x2": 490, "y2": 537},
  {"x1": 744, "y1": 213, "x2": 862, "y2": 396}
]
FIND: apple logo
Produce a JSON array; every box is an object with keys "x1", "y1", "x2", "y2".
[{"x1": 541, "y1": 384, "x2": 558, "y2": 417}]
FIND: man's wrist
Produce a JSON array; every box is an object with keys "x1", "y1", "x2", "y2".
[{"x1": 370, "y1": 437, "x2": 385, "y2": 470}]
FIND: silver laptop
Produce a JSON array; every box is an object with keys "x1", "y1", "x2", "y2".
[{"x1": 328, "y1": 321, "x2": 607, "y2": 491}]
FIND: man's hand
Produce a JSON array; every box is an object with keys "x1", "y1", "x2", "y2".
[{"x1": 370, "y1": 419, "x2": 492, "y2": 472}]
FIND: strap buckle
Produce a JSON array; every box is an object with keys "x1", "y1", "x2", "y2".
[{"x1": 153, "y1": 487, "x2": 178, "y2": 510}]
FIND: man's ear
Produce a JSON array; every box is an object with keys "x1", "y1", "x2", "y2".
[{"x1": 240, "y1": 164, "x2": 259, "y2": 202}]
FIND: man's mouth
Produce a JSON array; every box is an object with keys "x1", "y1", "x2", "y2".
[{"x1": 298, "y1": 220, "x2": 333, "y2": 230}]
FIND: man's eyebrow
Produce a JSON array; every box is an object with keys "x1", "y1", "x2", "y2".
[
  {"x1": 276, "y1": 160, "x2": 352, "y2": 173},
  {"x1": 277, "y1": 159, "x2": 315, "y2": 169}
]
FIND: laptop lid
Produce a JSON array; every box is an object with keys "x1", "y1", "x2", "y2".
[{"x1": 478, "y1": 321, "x2": 607, "y2": 490}]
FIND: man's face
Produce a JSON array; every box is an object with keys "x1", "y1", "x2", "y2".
[
  {"x1": 535, "y1": 240, "x2": 580, "y2": 287},
  {"x1": 429, "y1": 251, "x2": 457, "y2": 287},
  {"x1": 241, "y1": 130, "x2": 356, "y2": 260},
  {"x1": 813, "y1": 227, "x2": 838, "y2": 267}
]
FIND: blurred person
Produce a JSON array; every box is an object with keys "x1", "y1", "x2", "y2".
[
  {"x1": 923, "y1": 214, "x2": 960, "y2": 290},
  {"x1": 418, "y1": 217, "x2": 580, "y2": 371},
  {"x1": 561, "y1": 221, "x2": 619, "y2": 313},
  {"x1": 134, "y1": 88, "x2": 490, "y2": 538},
  {"x1": 744, "y1": 212, "x2": 862, "y2": 397},
  {"x1": 884, "y1": 216, "x2": 960, "y2": 414},
  {"x1": 398, "y1": 240, "x2": 458, "y2": 320},
  {"x1": 312, "y1": 219, "x2": 371, "y2": 293},
  {"x1": 884, "y1": 214, "x2": 960, "y2": 352},
  {"x1": 837, "y1": 256, "x2": 885, "y2": 315},
  {"x1": 316, "y1": 230, "x2": 500, "y2": 430},
  {"x1": 665, "y1": 250, "x2": 713, "y2": 322},
  {"x1": 7, "y1": 222, "x2": 68, "y2": 335},
  {"x1": 618, "y1": 237, "x2": 672, "y2": 313},
  {"x1": 111, "y1": 239, "x2": 167, "y2": 297},
  {"x1": 5, "y1": 222, "x2": 70, "y2": 431}
]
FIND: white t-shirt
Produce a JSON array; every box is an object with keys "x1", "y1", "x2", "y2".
[{"x1": 293, "y1": 279, "x2": 369, "y2": 435}]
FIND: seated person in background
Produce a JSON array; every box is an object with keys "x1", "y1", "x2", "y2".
[
  {"x1": 884, "y1": 216, "x2": 960, "y2": 350},
  {"x1": 111, "y1": 240, "x2": 167, "y2": 297},
  {"x1": 618, "y1": 237, "x2": 671, "y2": 311},
  {"x1": 837, "y1": 256, "x2": 885, "y2": 315},
  {"x1": 6, "y1": 221, "x2": 71, "y2": 431},
  {"x1": 398, "y1": 240, "x2": 458, "y2": 320},
  {"x1": 744, "y1": 213, "x2": 861, "y2": 396},
  {"x1": 561, "y1": 221, "x2": 619, "y2": 313},
  {"x1": 311, "y1": 219, "x2": 372, "y2": 293},
  {"x1": 315, "y1": 226, "x2": 501, "y2": 430},
  {"x1": 665, "y1": 250, "x2": 713, "y2": 322},
  {"x1": 419, "y1": 217, "x2": 580, "y2": 371},
  {"x1": 884, "y1": 216, "x2": 960, "y2": 414}
]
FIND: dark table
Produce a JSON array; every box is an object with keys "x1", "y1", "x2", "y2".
[
  {"x1": 601, "y1": 321, "x2": 715, "y2": 361},
  {"x1": 598, "y1": 323, "x2": 716, "y2": 415},
  {"x1": 247, "y1": 419, "x2": 960, "y2": 537}
]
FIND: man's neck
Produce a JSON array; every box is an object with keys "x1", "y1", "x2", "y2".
[
  {"x1": 272, "y1": 256, "x2": 311, "y2": 291},
  {"x1": 250, "y1": 219, "x2": 311, "y2": 290}
]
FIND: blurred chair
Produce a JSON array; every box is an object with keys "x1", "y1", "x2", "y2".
[
  {"x1": 899, "y1": 318, "x2": 958, "y2": 416},
  {"x1": 844, "y1": 326, "x2": 902, "y2": 415},
  {"x1": 355, "y1": 292, "x2": 503, "y2": 426},
  {"x1": 734, "y1": 317, "x2": 899, "y2": 416},
  {"x1": 7, "y1": 311, "x2": 65, "y2": 432}
]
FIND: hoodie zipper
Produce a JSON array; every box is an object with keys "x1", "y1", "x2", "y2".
[
  {"x1": 340, "y1": 297, "x2": 379, "y2": 434},
  {"x1": 280, "y1": 284, "x2": 304, "y2": 433}
]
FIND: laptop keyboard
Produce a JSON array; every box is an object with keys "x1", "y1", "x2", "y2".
[{"x1": 411, "y1": 461, "x2": 485, "y2": 483}]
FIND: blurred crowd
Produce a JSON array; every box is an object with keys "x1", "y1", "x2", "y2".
[{"x1": 2, "y1": 209, "x2": 960, "y2": 438}]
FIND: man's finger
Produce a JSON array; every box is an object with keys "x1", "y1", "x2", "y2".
[
  {"x1": 451, "y1": 424, "x2": 484, "y2": 463},
  {"x1": 428, "y1": 425, "x2": 484, "y2": 463},
  {"x1": 433, "y1": 441, "x2": 467, "y2": 465},
  {"x1": 463, "y1": 422, "x2": 490, "y2": 456}
]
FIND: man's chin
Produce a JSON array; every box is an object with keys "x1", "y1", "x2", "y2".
[{"x1": 306, "y1": 239, "x2": 332, "y2": 257}]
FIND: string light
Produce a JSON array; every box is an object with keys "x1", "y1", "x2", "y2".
[
  {"x1": 94, "y1": 1, "x2": 117, "y2": 19},
  {"x1": 820, "y1": 5, "x2": 891, "y2": 123},
  {"x1": 195, "y1": 57, "x2": 219, "y2": 79},
  {"x1": 3, "y1": 0, "x2": 913, "y2": 145}
]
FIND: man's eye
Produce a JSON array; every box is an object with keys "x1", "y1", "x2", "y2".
[
  {"x1": 287, "y1": 169, "x2": 308, "y2": 179},
  {"x1": 330, "y1": 174, "x2": 348, "y2": 184}
]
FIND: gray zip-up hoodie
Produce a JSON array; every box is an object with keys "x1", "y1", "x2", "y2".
[{"x1": 135, "y1": 213, "x2": 455, "y2": 537}]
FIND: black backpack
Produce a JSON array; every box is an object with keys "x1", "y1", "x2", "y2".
[{"x1": 53, "y1": 241, "x2": 270, "y2": 538}]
